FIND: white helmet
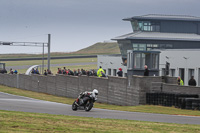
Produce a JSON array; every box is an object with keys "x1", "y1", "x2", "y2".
[{"x1": 93, "y1": 89, "x2": 98, "y2": 95}]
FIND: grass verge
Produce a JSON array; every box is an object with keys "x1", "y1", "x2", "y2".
[
  {"x1": 0, "y1": 85, "x2": 200, "y2": 116},
  {"x1": 0, "y1": 110, "x2": 200, "y2": 133}
]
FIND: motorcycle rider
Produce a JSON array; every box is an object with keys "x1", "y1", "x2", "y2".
[{"x1": 75, "y1": 89, "x2": 98, "y2": 106}]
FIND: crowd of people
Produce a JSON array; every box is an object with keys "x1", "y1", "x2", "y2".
[
  {"x1": 9, "y1": 68, "x2": 18, "y2": 74},
  {"x1": 55, "y1": 66, "x2": 124, "y2": 78},
  {"x1": 56, "y1": 67, "x2": 97, "y2": 77}
]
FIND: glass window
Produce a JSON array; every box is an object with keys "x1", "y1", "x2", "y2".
[
  {"x1": 147, "y1": 44, "x2": 152, "y2": 47},
  {"x1": 133, "y1": 43, "x2": 146, "y2": 51},
  {"x1": 153, "y1": 44, "x2": 158, "y2": 48},
  {"x1": 131, "y1": 20, "x2": 139, "y2": 32},
  {"x1": 139, "y1": 44, "x2": 146, "y2": 51},
  {"x1": 113, "y1": 69, "x2": 117, "y2": 76},
  {"x1": 138, "y1": 21, "x2": 143, "y2": 30},
  {"x1": 131, "y1": 21, "x2": 160, "y2": 32},
  {"x1": 133, "y1": 44, "x2": 138, "y2": 47},
  {"x1": 118, "y1": 40, "x2": 132, "y2": 58},
  {"x1": 160, "y1": 44, "x2": 165, "y2": 49},
  {"x1": 147, "y1": 48, "x2": 152, "y2": 51},
  {"x1": 152, "y1": 54, "x2": 158, "y2": 69},
  {"x1": 133, "y1": 44, "x2": 138, "y2": 51},
  {"x1": 108, "y1": 69, "x2": 111, "y2": 75},
  {"x1": 170, "y1": 69, "x2": 175, "y2": 77},
  {"x1": 141, "y1": 53, "x2": 145, "y2": 68},
  {"x1": 134, "y1": 53, "x2": 141, "y2": 68},
  {"x1": 166, "y1": 44, "x2": 173, "y2": 48}
]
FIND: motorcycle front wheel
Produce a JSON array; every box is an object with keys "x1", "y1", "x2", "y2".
[
  {"x1": 85, "y1": 101, "x2": 93, "y2": 112},
  {"x1": 72, "y1": 101, "x2": 78, "y2": 111}
]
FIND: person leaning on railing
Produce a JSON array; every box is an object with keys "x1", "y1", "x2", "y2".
[{"x1": 177, "y1": 76, "x2": 184, "y2": 86}]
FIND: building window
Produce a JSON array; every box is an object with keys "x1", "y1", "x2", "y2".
[
  {"x1": 133, "y1": 43, "x2": 146, "y2": 51},
  {"x1": 147, "y1": 44, "x2": 158, "y2": 50},
  {"x1": 152, "y1": 54, "x2": 158, "y2": 69},
  {"x1": 127, "y1": 51, "x2": 133, "y2": 70},
  {"x1": 133, "y1": 44, "x2": 138, "y2": 50},
  {"x1": 188, "y1": 69, "x2": 194, "y2": 80},
  {"x1": 134, "y1": 53, "x2": 141, "y2": 68},
  {"x1": 124, "y1": 73, "x2": 127, "y2": 77},
  {"x1": 131, "y1": 21, "x2": 160, "y2": 32},
  {"x1": 108, "y1": 69, "x2": 111, "y2": 75},
  {"x1": 160, "y1": 44, "x2": 165, "y2": 49},
  {"x1": 162, "y1": 68, "x2": 166, "y2": 76},
  {"x1": 170, "y1": 69, "x2": 175, "y2": 77},
  {"x1": 104, "y1": 69, "x2": 106, "y2": 75},
  {"x1": 113, "y1": 69, "x2": 117, "y2": 76},
  {"x1": 166, "y1": 44, "x2": 173, "y2": 48}
]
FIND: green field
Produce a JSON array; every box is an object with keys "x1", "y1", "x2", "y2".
[{"x1": 1, "y1": 110, "x2": 200, "y2": 133}]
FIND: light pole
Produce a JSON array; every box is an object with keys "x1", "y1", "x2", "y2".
[
  {"x1": 183, "y1": 56, "x2": 190, "y2": 85},
  {"x1": 48, "y1": 34, "x2": 51, "y2": 70}
]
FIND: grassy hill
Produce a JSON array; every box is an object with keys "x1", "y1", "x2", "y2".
[
  {"x1": 75, "y1": 42, "x2": 120, "y2": 55},
  {"x1": 0, "y1": 42, "x2": 120, "y2": 59}
]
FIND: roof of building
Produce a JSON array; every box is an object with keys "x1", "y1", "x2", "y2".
[
  {"x1": 123, "y1": 14, "x2": 200, "y2": 22},
  {"x1": 112, "y1": 31, "x2": 200, "y2": 42}
]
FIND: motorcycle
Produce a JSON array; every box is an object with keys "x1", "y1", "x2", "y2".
[{"x1": 72, "y1": 94, "x2": 96, "y2": 112}]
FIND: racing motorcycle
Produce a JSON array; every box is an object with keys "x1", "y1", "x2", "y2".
[{"x1": 72, "y1": 89, "x2": 98, "y2": 112}]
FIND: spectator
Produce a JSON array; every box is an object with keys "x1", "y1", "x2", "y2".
[
  {"x1": 62, "y1": 67, "x2": 67, "y2": 74},
  {"x1": 68, "y1": 69, "x2": 74, "y2": 76},
  {"x1": 73, "y1": 69, "x2": 78, "y2": 76},
  {"x1": 188, "y1": 76, "x2": 196, "y2": 86},
  {"x1": 77, "y1": 69, "x2": 82, "y2": 76},
  {"x1": 14, "y1": 69, "x2": 18, "y2": 74},
  {"x1": 97, "y1": 66, "x2": 105, "y2": 77},
  {"x1": 92, "y1": 69, "x2": 97, "y2": 76},
  {"x1": 47, "y1": 69, "x2": 52, "y2": 75},
  {"x1": 57, "y1": 68, "x2": 62, "y2": 74},
  {"x1": 101, "y1": 71, "x2": 106, "y2": 77},
  {"x1": 9, "y1": 68, "x2": 14, "y2": 74},
  {"x1": 87, "y1": 70, "x2": 93, "y2": 76},
  {"x1": 31, "y1": 68, "x2": 36, "y2": 74},
  {"x1": 117, "y1": 68, "x2": 123, "y2": 77},
  {"x1": 44, "y1": 70, "x2": 47, "y2": 76},
  {"x1": 177, "y1": 76, "x2": 184, "y2": 86},
  {"x1": 144, "y1": 65, "x2": 149, "y2": 76},
  {"x1": 81, "y1": 68, "x2": 86, "y2": 75},
  {"x1": 36, "y1": 68, "x2": 40, "y2": 74}
]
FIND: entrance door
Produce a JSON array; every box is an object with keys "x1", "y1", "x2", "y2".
[
  {"x1": 179, "y1": 68, "x2": 185, "y2": 82},
  {"x1": 188, "y1": 69, "x2": 194, "y2": 80}
]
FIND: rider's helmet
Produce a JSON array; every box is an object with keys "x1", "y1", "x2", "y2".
[{"x1": 93, "y1": 89, "x2": 98, "y2": 95}]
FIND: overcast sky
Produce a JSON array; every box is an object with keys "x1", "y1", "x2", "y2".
[{"x1": 0, "y1": 0, "x2": 200, "y2": 54}]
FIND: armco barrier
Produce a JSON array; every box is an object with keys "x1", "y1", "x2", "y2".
[{"x1": 1, "y1": 73, "x2": 199, "y2": 106}]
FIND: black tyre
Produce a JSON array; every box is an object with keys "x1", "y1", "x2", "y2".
[
  {"x1": 85, "y1": 101, "x2": 93, "y2": 112},
  {"x1": 72, "y1": 101, "x2": 78, "y2": 111}
]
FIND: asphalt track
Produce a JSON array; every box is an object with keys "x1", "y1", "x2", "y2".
[{"x1": 0, "y1": 92, "x2": 200, "y2": 125}]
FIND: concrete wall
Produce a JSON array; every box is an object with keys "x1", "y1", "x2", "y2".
[
  {"x1": 1, "y1": 73, "x2": 199, "y2": 106},
  {"x1": 150, "y1": 82, "x2": 200, "y2": 97},
  {"x1": 162, "y1": 84, "x2": 200, "y2": 96}
]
